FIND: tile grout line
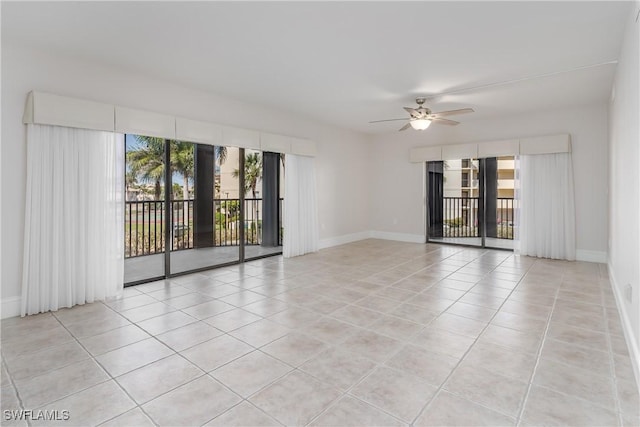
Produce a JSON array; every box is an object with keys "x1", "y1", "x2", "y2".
[
  {"x1": 513, "y1": 276, "x2": 561, "y2": 426},
  {"x1": 409, "y1": 253, "x2": 536, "y2": 425},
  {"x1": 275, "y1": 247, "x2": 481, "y2": 426},
  {"x1": 4, "y1": 246, "x2": 626, "y2": 426},
  {"x1": 307, "y1": 249, "x2": 523, "y2": 426},
  {"x1": 601, "y1": 269, "x2": 626, "y2": 426},
  {"x1": 302, "y1": 251, "x2": 475, "y2": 426}
]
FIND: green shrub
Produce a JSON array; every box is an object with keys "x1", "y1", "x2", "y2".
[{"x1": 445, "y1": 217, "x2": 463, "y2": 228}]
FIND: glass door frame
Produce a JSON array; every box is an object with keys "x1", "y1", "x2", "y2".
[
  {"x1": 426, "y1": 157, "x2": 514, "y2": 251},
  {"x1": 124, "y1": 138, "x2": 283, "y2": 287}
]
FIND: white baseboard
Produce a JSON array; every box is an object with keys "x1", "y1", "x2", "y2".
[
  {"x1": 370, "y1": 231, "x2": 425, "y2": 244},
  {"x1": 608, "y1": 265, "x2": 640, "y2": 392},
  {"x1": 1, "y1": 296, "x2": 21, "y2": 319},
  {"x1": 576, "y1": 249, "x2": 608, "y2": 263},
  {"x1": 319, "y1": 231, "x2": 372, "y2": 250}
]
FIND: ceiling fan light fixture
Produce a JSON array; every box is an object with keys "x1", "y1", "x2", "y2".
[{"x1": 410, "y1": 118, "x2": 431, "y2": 130}]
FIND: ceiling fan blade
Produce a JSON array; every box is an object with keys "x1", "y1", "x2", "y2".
[
  {"x1": 431, "y1": 108, "x2": 474, "y2": 118},
  {"x1": 369, "y1": 118, "x2": 409, "y2": 123},
  {"x1": 431, "y1": 118, "x2": 460, "y2": 126},
  {"x1": 398, "y1": 123, "x2": 412, "y2": 131},
  {"x1": 404, "y1": 107, "x2": 419, "y2": 116}
]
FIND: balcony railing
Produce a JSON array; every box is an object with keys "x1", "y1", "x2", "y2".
[
  {"x1": 442, "y1": 197, "x2": 514, "y2": 239},
  {"x1": 125, "y1": 198, "x2": 283, "y2": 258},
  {"x1": 443, "y1": 197, "x2": 480, "y2": 238},
  {"x1": 496, "y1": 197, "x2": 514, "y2": 240}
]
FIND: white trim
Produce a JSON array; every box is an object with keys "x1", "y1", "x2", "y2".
[
  {"x1": 370, "y1": 231, "x2": 425, "y2": 243},
  {"x1": 575, "y1": 249, "x2": 608, "y2": 263},
  {"x1": 520, "y1": 134, "x2": 571, "y2": 155},
  {"x1": 442, "y1": 142, "x2": 479, "y2": 161},
  {"x1": 290, "y1": 137, "x2": 317, "y2": 157},
  {"x1": 409, "y1": 146, "x2": 442, "y2": 163},
  {"x1": 608, "y1": 265, "x2": 640, "y2": 392},
  {"x1": 409, "y1": 133, "x2": 571, "y2": 163},
  {"x1": 115, "y1": 106, "x2": 176, "y2": 139},
  {"x1": 22, "y1": 91, "x2": 317, "y2": 156},
  {"x1": 319, "y1": 231, "x2": 372, "y2": 249},
  {"x1": 1, "y1": 296, "x2": 21, "y2": 319},
  {"x1": 23, "y1": 91, "x2": 115, "y2": 132}
]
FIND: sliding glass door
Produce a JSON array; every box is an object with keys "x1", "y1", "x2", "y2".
[
  {"x1": 427, "y1": 156, "x2": 515, "y2": 250},
  {"x1": 243, "y1": 149, "x2": 284, "y2": 261},
  {"x1": 484, "y1": 156, "x2": 515, "y2": 250},
  {"x1": 123, "y1": 136, "x2": 283, "y2": 285},
  {"x1": 427, "y1": 158, "x2": 483, "y2": 247},
  {"x1": 123, "y1": 134, "x2": 166, "y2": 284},
  {"x1": 169, "y1": 142, "x2": 241, "y2": 275}
]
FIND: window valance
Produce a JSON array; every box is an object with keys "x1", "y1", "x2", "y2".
[
  {"x1": 409, "y1": 134, "x2": 571, "y2": 162},
  {"x1": 23, "y1": 91, "x2": 316, "y2": 156}
]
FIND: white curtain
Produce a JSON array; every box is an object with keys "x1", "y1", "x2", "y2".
[
  {"x1": 515, "y1": 152, "x2": 576, "y2": 260},
  {"x1": 283, "y1": 154, "x2": 319, "y2": 258},
  {"x1": 22, "y1": 124, "x2": 124, "y2": 316}
]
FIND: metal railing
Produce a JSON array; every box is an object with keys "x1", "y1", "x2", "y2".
[
  {"x1": 125, "y1": 198, "x2": 283, "y2": 258},
  {"x1": 496, "y1": 197, "x2": 514, "y2": 240},
  {"x1": 442, "y1": 197, "x2": 514, "y2": 240},
  {"x1": 443, "y1": 197, "x2": 480, "y2": 238}
]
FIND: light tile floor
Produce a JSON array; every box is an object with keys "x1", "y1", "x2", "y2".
[{"x1": 1, "y1": 239, "x2": 638, "y2": 426}]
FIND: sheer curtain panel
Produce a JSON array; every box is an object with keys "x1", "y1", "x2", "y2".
[
  {"x1": 283, "y1": 154, "x2": 319, "y2": 258},
  {"x1": 22, "y1": 124, "x2": 125, "y2": 316},
  {"x1": 515, "y1": 152, "x2": 576, "y2": 260}
]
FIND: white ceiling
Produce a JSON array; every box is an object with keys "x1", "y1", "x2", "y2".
[{"x1": 1, "y1": 1, "x2": 631, "y2": 134}]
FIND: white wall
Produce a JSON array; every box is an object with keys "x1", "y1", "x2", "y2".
[
  {"x1": 369, "y1": 103, "x2": 610, "y2": 262},
  {"x1": 0, "y1": 44, "x2": 371, "y2": 311},
  {"x1": 367, "y1": 126, "x2": 449, "y2": 241},
  {"x1": 608, "y1": 1, "x2": 640, "y2": 383}
]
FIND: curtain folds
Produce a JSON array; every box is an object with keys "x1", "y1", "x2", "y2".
[
  {"x1": 283, "y1": 154, "x2": 319, "y2": 258},
  {"x1": 515, "y1": 152, "x2": 576, "y2": 261},
  {"x1": 22, "y1": 124, "x2": 124, "y2": 316}
]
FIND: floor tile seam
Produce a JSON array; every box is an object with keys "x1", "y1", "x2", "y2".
[
  {"x1": 127, "y1": 364, "x2": 253, "y2": 426},
  {"x1": 106, "y1": 293, "x2": 172, "y2": 311},
  {"x1": 210, "y1": 368, "x2": 306, "y2": 423},
  {"x1": 299, "y1": 354, "x2": 411, "y2": 426},
  {"x1": 11, "y1": 312, "x2": 132, "y2": 410},
  {"x1": 542, "y1": 317, "x2": 610, "y2": 337},
  {"x1": 135, "y1": 313, "x2": 203, "y2": 337},
  {"x1": 105, "y1": 366, "x2": 190, "y2": 426},
  {"x1": 430, "y1": 388, "x2": 519, "y2": 423},
  {"x1": 526, "y1": 382, "x2": 624, "y2": 415},
  {"x1": 4, "y1": 350, "x2": 95, "y2": 383},
  {"x1": 184, "y1": 320, "x2": 262, "y2": 345},
  {"x1": 535, "y1": 348, "x2": 621, "y2": 382},
  {"x1": 601, "y1": 285, "x2": 626, "y2": 426},
  {"x1": 514, "y1": 275, "x2": 562, "y2": 425},
  {"x1": 185, "y1": 330, "x2": 294, "y2": 373},
  {"x1": 90, "y1": 340, "x2": 175, "y2": 376},
  {"x1": 22, "y1": 376, "x2": 114, "y2": 413},
  {"x1": 203, "y1": 398, "x2": 284, "y2": 427},
  {"x1": 1, "y1": 357, "x2": 26, "y2": 413},
  {"x1": 408, "y1": 257, "x2": 535, "y2": 426},
  {"x1": 308, "y1": 387, "x2": 410, "y2": 427},
  {"x1": 159, "y1": 372, "x2": 247, "y2": 427},
  {"x1": 119, "y1": 367, "x2": 208, "y2": 406}
]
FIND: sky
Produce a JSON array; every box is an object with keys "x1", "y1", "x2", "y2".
[{"x1": 125, "y1": 134, "x2": 187, "y2": 186}]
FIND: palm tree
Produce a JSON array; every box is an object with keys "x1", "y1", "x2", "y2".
[
  {"x1": 127, "y1": 136, "x2": 165, "y2": 200},
  {"x1": 233, "y1": 153, "x2": 263, "y2": 241},
  {"x1": 216, "y1": 146, "x2": 227, "y2": 165},
  {"x1": 125, "y1": 170, "x2": 137, "y2": 200},
  {"x1": 127, "y1": 136, "x2": 195, "y2": 202},
  {"x1": 171, "y1": 141, "x2": 194, "y2": 202},
  {"x1": 233, "y1": 153, "x2": 262, "y2": 198}
]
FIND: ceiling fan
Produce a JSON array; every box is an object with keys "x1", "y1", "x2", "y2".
[{"x1": 369, "y1": 97, "x2": 474, "y2": 131}]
